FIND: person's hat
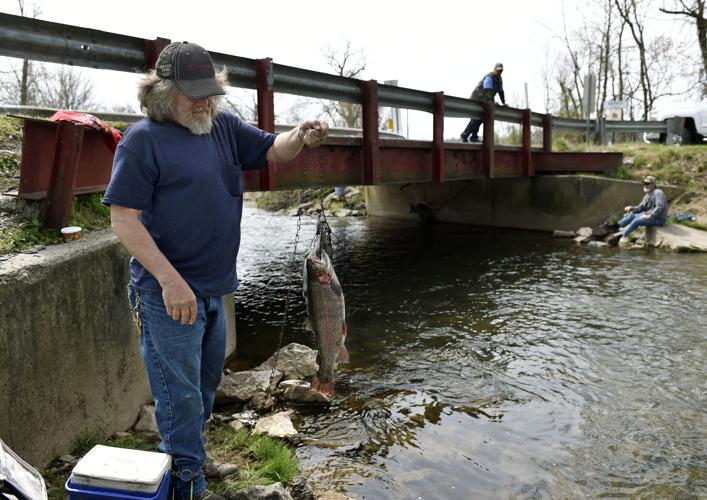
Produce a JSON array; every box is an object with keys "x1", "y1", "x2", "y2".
[
  {"x1": 494, "y1": 63, "x2": 504, "y2": 71},
  {"x1": 156, "y1": 42, "x2": 226, "y2": 99},
  {"x1": 643, "y1": 175, "x2": 657, "y2": 184}
]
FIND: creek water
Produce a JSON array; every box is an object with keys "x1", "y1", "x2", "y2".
[{"x1": 230, "y1": 205, "x2": 707, "y2": 499}]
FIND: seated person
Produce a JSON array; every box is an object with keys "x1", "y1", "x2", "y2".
[{"x1": 612, "y1": 175, "x2": 668, "y2": 241}]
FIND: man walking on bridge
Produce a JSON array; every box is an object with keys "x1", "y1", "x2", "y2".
[
  {"x1": 103, "y1": 41, "x2": 328, "y2": 500},
  {"x1": 460, "y1": 62, "x2": 506, "y2": 143}
]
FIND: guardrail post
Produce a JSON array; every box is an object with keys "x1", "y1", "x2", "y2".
[
  {"x1": 143, "y1": 37, "x2": 171, "y2": 70},
  {"x1": 43, "y1": 121, "x2": 84, "y2": 229},
  {"x1": 521, "y1": 109, "x2": 532, "y2": 176},
  {"x1": 482, "y1": 102, "x2": 495, "y2": 178},
  {"x1": 361, "y1": 80, "x2": 380, "y2": 185},
  {"x1": 598, "y1": 118, "x2": 608, "y2": 145},
  {"x1": 256, "y1": 58, "x2": 276, "y2": 191},
  {"x1": 542, "y1": 114, "x2": 552, "y2": 152},
  {"x1": 432, "y1": 92, "x2": 445, "y2": 183}
]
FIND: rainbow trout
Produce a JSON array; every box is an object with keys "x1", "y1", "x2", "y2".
[{"x1": 303, "y1": 232, "x2": 348, "y2": 396}]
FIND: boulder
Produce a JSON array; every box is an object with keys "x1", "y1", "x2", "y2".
[
  {"x1": 573, "y1": 226, "x2": 593, "y2": 243},
  {"x1": 278, "y1": 380, "x2": 331, "y2": 405},
  {"x1": 256, "y1": 343, "x2": 318, "y2": 380},
  {"x1": 552, "y1": 230, "x2": 575, "y2": 238},
  {"x1": 216, "y1": 370, "x2": 282, "y2": 404},
  {"x1": 226, "y1": 482, "x2": 293, "y2": 500},
  {"x1": 253, "y1": 411, "x2": 297, "y2": 439},
  {"x1": 646, "y1": 224, "x2": 707, "y2": 252},
  {"x1": 289, "y1": 476, "x2": 315, "y2": 500}
]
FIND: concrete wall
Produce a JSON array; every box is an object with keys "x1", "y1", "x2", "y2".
[
  {"x1": 0, "y1": 230, "x2": 236, "y2": 466},
  {"x1": 367, "y1": 175, "x2": 682, "y2": 231}
]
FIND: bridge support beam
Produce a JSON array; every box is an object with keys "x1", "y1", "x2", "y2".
[
  {"x1": 143, "y1": 37, "x2": 170, "y2": 70},
  {"x1": 43, "y1": 121, "x2": 84, "y2": 229},
  {"x1": 361, "y1": 80, "x2": 380, "y2": 185},
  {"x1": 482, "y1": 102, "x2": 495, "y2": 178},
  {"x1": 543, "y1": 114, "x2": 553, "y2": 152},
  {"x1": 432, "y1": 92, "x2": 445, "y2": 182},
  {"x1": 257, "y1": 58, "x2": 276, "y2": 191},
  {"x1": 522, "y1": 109, "x2": 533, "y2": 177}
]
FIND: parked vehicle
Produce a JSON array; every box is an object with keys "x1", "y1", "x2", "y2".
[{"x1": 645, "y1": 99, "x2": 707, "y2": 144}]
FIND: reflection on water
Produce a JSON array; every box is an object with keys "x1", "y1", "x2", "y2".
[{"x1": 233, "y1": 206, "x2": 707, "y2": 499}]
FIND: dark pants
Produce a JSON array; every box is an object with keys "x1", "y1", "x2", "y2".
[{"x1": 461, "y1": 118, "x2": 482, "y2": 141}]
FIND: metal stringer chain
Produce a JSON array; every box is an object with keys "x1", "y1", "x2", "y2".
[{"x1": 266, "y1": 131, "x2": 309, "y2": 394}]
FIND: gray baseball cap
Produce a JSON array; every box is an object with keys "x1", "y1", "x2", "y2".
[{"x1": 156, "y1": 42, "x2": 226, "y2": 99}]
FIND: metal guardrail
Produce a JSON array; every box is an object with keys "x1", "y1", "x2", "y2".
[
  {"x1": 0, "y1": 13, "x2": 668, "y2": 143},
  {"x1": 0, "y1": 12, "x2": 669, "y2": 139}
]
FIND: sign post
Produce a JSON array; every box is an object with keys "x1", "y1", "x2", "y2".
[{"x1": 583, "y1": 73, "x2": 596, "y2": 146}]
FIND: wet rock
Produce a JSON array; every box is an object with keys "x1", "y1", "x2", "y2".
[
  {"x1": 334, "y1": 209, "x2": 352, "y2": 218},
  {"x1": 246, "y1": 392, "x2": 276, "y2": 413},
  {"x1": 278, "y1": 380, "x2": 331, "y2": 405},
  {"x1": 226, "y1": 482, "x2": 293, "y2": 500},
  {"x1": 134, "y1": 404, "x2": 158, "y2": 433},
  {"x1": 255, "y1": 343, "x2": 318, "y2": 380},
  {"x1": 59, "y1": 454, "x2": 76, "y2": 464},
  {"x1": 552, "y1": 230, "x2": 575, "y2": 238},
  {"x1": 573, "y1": 227, "x2": 593, "y2": 243},
  {"x1": 230, "y1": 410, "x2": 259, "y2": 428},
  {"x1": 253, "y1": 411, "x2": 297, "y2": 439},
  {"x1": 289, "y1": 476, "x2": 315, "y2": 500},
  {"x1": 314, "y1": 492, "x2": 352, "y2": 500},
  {"x1": 216, "y1": 370, "x2": 282, "y2": 404},
  {"x1": 647, "y1": 224, "x2": 707, "y2": 252},
  {"x1": 587, "y1": 240, "x2": 609, "y2": 248}
]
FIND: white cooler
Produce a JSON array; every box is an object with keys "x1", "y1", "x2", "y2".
[{"x1": 68, "y1": 445, "x2": 171, "y2": 497}]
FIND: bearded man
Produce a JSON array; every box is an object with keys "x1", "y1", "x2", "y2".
[{"x1": 103, "y1": 41, "x2": 328, "y2": 500}]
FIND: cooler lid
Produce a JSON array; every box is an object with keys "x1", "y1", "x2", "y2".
[{"x1": 71, "y1": 445, "x2": 171, "y2": 487}]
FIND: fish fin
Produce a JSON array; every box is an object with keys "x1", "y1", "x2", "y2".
[
  {"x1": 310, "y1": 375, "x2": 335, "y2": 396},
  {"x1": 303, "y1": 318, "x2": 314, "y2": 332},
  {"x1": 337, "y1": 344, "x2": 350, "y2": 364}
]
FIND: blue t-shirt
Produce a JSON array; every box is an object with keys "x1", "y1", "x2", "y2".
[{"x1": 103, "y1": 110, "x2": 276, "y2": 297}]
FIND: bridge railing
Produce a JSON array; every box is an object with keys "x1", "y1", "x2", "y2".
[
  {"x1": 0, "y1": 12, "x2": 668, "y2": 140},
  {"x1": 1, "y1": 13, "x2": 628, "y2": 229}
]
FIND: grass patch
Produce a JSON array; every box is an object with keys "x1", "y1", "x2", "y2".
[
  {"x1": 206, "y1": 427, "x2": 300, "y2": 494},
  {"x1": 70, "y1": 192, "x2": 111, "y2": 230},
  {"x1": 40, "y1": 426, "x2": 299, "y2": 500},
  {"x1": 0, "y1": 193, "x2": 111, "y2": 254},
  {"x1": 585, "y1": 143, "x2": 707, "y2": 222}
]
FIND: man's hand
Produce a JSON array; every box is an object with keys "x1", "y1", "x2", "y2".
[
  {"x1": 642, "y1": 213, "x2": 652, "y2": 219},
  {"x1": 624, "y1": 205, "x2": 633, "y2": 212},
  {"x1": 161, "y1": 276, "x2": 197, "y2": 325},
  {"x1": 298, "y1": 120, "x2": 329, "y2": 148}
]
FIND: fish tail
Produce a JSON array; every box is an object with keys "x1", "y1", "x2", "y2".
[
  {"x1": 337, "y1": 344, "x2": 350, "y2": 364},
  {"x1": 310, "y1": 375, "x2": 335, "y2": 396}
]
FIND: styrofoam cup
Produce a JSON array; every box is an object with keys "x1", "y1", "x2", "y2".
[{"x1": 61, "y1": 226, "x2": 82, "y2": 242}]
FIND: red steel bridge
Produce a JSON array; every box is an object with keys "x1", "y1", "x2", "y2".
[{"x1": 0, "y1": 13, "x2": 622, "y2": 228}]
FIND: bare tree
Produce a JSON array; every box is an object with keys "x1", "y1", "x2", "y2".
[
  {"x1": 35, "y1": 65, "x2": 96, "y2": 109},
  {"x1": 660, "y1": 0, "x2": 707, "y2": 97},
  {"x1": 319, "y1": 40, "x2": 367, "y2": 128},
  {"x1": 1, "y1": 1, "x2": 96, "y2": 110},
  {"x1": 614, "y1": 0, "x2": 654, "y2": 118}
]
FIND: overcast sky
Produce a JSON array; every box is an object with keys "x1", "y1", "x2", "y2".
[{"x1": 0, "y1": 0, "x2": 685, "y2": 138}]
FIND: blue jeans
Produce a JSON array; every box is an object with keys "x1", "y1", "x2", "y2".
[
  {"x1": 461, "y1": 118, "x2": 482, "y2": 140},
  {"x1": 128, "y1": 286, "x2": 226, "y2": 500},
  {"x1": 618, "y1": 211, "x2": 664, "y2": 237}
]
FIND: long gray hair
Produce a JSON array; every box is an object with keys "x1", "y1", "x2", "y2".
[{"x1": 137, "y1": 66, "x2": 229, "y2": 121}]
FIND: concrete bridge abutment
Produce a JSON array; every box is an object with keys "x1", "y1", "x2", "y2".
[
  {"x1": 0, "y1": 230, "x2": 236, "y2": 466},
  {"x1": 366, "y1": 175, "x2": 682, "y2": 231}
]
